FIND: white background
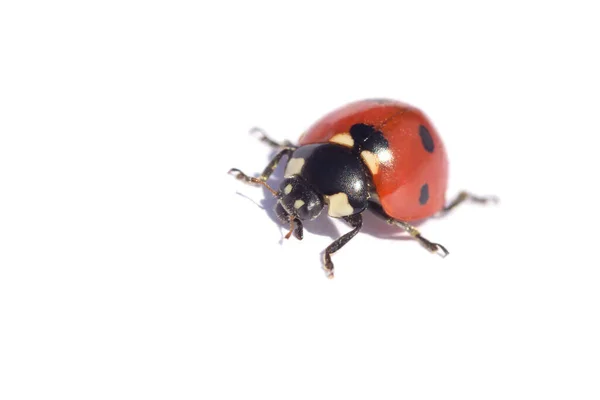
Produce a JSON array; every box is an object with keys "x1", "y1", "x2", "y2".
[{"x1": 1, "y1": 1, "x2": 599, "y2": 399}]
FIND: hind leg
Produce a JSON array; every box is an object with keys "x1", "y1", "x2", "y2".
[{"x1": 439, "y1": 191, "x2": 499, "y2": 215}]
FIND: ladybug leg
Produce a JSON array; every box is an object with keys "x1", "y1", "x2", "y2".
[
  {"x1": 368, "y1": 201, "x2": 449, "y2": 257},
  {"x1": 392, "y1": 220, "x2": 449, "y2": 257},
  {"x1": 228, "y1": 168, "x2": 278, "y2": 195},
  {"x1": 323, "y1": 214, "x2": 363, "y2": 279},
  {"x1": 229, "y1": 147, "x2": 294, "y2": 187},
  {"x1": 256, "y1": 147, "x2": 295, "y2": 182},
  {"x1": 249, "y1": 127, "x2": 296, "y2": 149},
  {"x1": 439, "y1": 191, "x2": 499, "y2": 215}
]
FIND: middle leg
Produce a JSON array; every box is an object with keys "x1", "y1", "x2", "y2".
[{"x1": 229, "y1": 147, "x2": 295, "y2": 190}]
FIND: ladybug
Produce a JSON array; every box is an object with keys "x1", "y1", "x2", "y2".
[{"x1": 230, "y1": 98, "x2": 496, "y2": 278}]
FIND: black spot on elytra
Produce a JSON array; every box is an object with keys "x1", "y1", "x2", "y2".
[
  {"x1": 419, "y1": 125, "x2": 434, "y2": 153},
  {"x1": 349, "y1": 123, "x2": 376, "y2": 144},
  {"x1": 349, "y1": 123, "x2": 390, "y2": 162},
  {"x1": 419, "y1": 183, "x2": 429, "y2": 205}
]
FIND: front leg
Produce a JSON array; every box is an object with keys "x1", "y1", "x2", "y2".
[
  {"x1": 368, "y1": 201, "x2": 449, "y2": 257},
  {"x1": 229, "y1": 147, "x2": 295, "y2": 186},
  {"x1": 323, "y1": 214, "x2": 363, "y2": 279}
]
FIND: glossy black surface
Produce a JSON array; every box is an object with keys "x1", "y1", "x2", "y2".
[
  {"x1": 349, "y1": 123, "x2": 390, "y2": 157},
  {"x1": 289, "y1": 143, "x2": 372, "y2": 214}
]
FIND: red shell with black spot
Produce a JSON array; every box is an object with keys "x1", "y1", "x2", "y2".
[{"x1": 298, "y1": 99, "x2": 449, "y2": 221}]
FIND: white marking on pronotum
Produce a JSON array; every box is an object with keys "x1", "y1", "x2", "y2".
[
  {"x1": 326, "y1": 192, "x2": 354, "y2": 217},
  {"x1": 284, "y1": 184, "x2": 293, "y2": 195},
  {"x1": 284, "y1": 158, "x2": 305, "y2": 177},
  {"x1": 361, "y1": 150, "x2": 379, "y2": 175},
  {"x1": 329, "y1": 133, "x2": 354, "y2": 148},
  {"x1": 294, "y1": 199, "x2": 305, "y2": 209}
]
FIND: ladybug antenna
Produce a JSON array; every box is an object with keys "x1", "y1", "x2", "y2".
[
  {"x1": 284, "y1": 216, "x2": 295, "y2": 239},
  {"x1": 228, "y1": 168, "x2": 278, "y2": 197}
]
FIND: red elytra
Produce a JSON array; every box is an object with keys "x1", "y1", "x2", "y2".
[{"x1": 298, "y1": 99, "x2": 449, "y2": 221}]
